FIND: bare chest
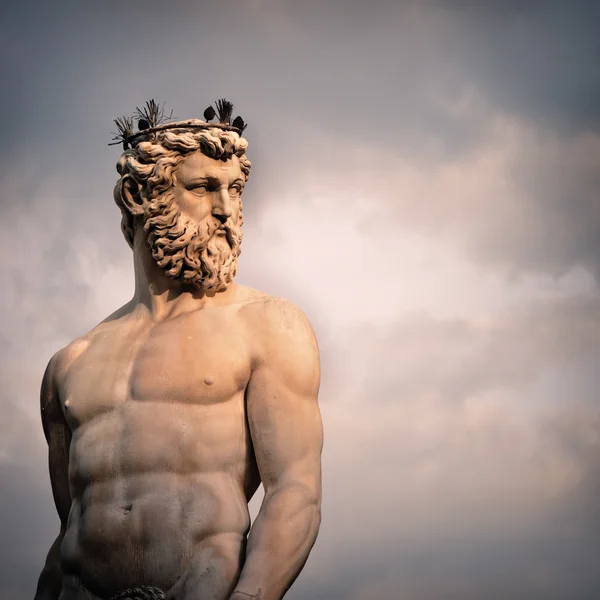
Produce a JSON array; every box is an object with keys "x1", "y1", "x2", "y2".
[{"x1": 60, "y1": 314, "x2": 251, "y2": 428}]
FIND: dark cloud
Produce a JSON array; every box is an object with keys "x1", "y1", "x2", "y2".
[
  {"x1": 505, "y1": 135, "x2": 600, "y2": 279},
  {"x1": 438, "y1": 0, "x2": 600, "y2": 135},
  {"x1": 295, "y1": 533, "x2": 600, "y2": 600},
  {"x1": 6, "y1": 0, "x2": 597, "y2": 199}
]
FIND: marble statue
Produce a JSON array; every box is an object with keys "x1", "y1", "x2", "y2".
[{"x1": 34, "y1": 100, "x2": 323, "y2": 600}]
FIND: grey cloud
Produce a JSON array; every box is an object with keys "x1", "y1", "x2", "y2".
[
  {"x1": 342, "y1": 115, "x2": 600, "y2": 281},
  {"x1": 430, "y1": 126, "x2": 600, "y2": 280},
  {"x1": 1, "y1": 197, "x2": 97, "y2": 348},
  {"x1": 299, "y1": 417, "x2": 600, "y2": 600},
  {"x1": 0, "y1": 402, "x2": 55, "y2": 599},
  {"x1": 358, "y1": 295, "x2": 600, "y2": 403},
  {"x1": 297, "y1": 297, "x2": 600, "y2": 600}
]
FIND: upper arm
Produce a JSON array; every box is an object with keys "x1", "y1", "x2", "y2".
[
  {"x1": 246, "y1": 299, "x2": 323, "y2": 500},
  {"x1": 40, "y1": 353, "x2": 72, "y2": 528}
]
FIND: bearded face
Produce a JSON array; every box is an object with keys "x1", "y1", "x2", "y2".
[
  {"x1": 141, "y1": 188, "x2": 243, "y2": 292},
  {"x1": 115, "y1": 149, "x2": 246, "y2": 292}
]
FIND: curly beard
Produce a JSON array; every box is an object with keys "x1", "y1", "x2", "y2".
[{"x1": 142, "y1": 190, "x2": 243, "y2": 292}]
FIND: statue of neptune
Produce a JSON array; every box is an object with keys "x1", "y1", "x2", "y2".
[{"x1": 35, "y1": 101, "x2": 323, "y2": 600}]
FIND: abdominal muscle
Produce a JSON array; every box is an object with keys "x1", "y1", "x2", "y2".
[{"x1": 60, "y1": 400, "x2": 254, "y2": 599}]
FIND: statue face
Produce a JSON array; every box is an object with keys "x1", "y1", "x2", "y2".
[
  {"x1": 142, "y1": 151, "x2": 244, "y2": 292},
  {"x1": 172, "y1": 152, "x2": 244, "y2": 234}
]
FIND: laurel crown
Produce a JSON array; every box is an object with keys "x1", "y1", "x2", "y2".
[{"x1": 110, "y1": 99, "x2": 247, "y2": 150}]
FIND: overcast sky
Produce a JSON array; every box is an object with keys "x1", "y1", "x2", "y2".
[{"x1": 1, "y1": 1, "x2": 599, "y2": 599}]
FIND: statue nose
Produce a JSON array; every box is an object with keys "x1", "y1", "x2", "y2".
[{"x1": 212, "y1": 187, "x2": 233, "y2": 222}]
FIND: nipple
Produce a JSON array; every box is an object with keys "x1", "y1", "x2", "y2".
[{"x1": 204, "y1": 376, "x2": 214, "y2": 386}]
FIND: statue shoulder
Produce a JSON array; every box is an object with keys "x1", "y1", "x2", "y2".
[
  {"x1": 45, "y1": 336, "x2": 91, "y2": 386},
  {"x1": 241, "y1": 294, "x2": 320, "y2": 404},
  {"x1": 240, "y1": 292, "x2": 319, "y2": 358}
]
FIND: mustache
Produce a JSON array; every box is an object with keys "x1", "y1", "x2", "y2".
[{"x1": 210, "y1": 220, "x2": 240, "y2": 246}]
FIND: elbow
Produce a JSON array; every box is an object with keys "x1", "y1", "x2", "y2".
[
  {"x1": 305, "y1": 488, "x2": 321, "y2": 526},
  {"x1": 311, "y1": 504, "x2": 322, "y2": 539},
  {"x1": 291, "y1": 484, "x2": 323, "y2": 537}
]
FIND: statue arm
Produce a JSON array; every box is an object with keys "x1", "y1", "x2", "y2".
[
  {"x1": 34, "y1": 353, "x2": 72, "y2": 600},
  {"x1": 231, "y1": 300, "x2": 323, "y2": 600}
]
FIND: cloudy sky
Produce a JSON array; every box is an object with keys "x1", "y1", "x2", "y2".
[{"x1": 1, "y1": 1, "x2": 599, "y2": 598}]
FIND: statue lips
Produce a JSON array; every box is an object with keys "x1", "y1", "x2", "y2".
[{"x1": 214, "y1": 225, "x2": 231, "y2": 245}]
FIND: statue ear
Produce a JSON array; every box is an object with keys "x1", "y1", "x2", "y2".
[{"x1": 120, "y1": 174, "x2": 145, "y2": 216}]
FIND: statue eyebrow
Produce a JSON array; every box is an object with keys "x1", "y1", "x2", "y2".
[
  {"x1": 185, "y1": 175, "x2": 243, "y2": 189},
  {"x1": 185, "y1": 176, "x2": 221, "y2": 188}
]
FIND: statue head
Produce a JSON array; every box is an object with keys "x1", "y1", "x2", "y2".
[{"x1": 113, "y1": 109, "x2": 251, "y2": 293}]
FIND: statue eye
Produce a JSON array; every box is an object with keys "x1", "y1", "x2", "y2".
[{"x1": 228, "y1": 184, "x2": 243, "y2": 196}]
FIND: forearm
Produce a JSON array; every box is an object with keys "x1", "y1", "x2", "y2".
[
  {"x1": 231, "y1": 485, "x2": 321, "y2": 600},
  {"x1": 34, "y1": 532, "x2": 64, "y2": 600}
]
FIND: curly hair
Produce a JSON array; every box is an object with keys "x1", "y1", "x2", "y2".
[{"x1": 113, "y1": 123, "x2": 251, "y2": 247}]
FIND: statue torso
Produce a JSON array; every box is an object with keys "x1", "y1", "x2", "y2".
[{"x1": 56, "y1": 291, "x2": 266, "y2": 599}]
